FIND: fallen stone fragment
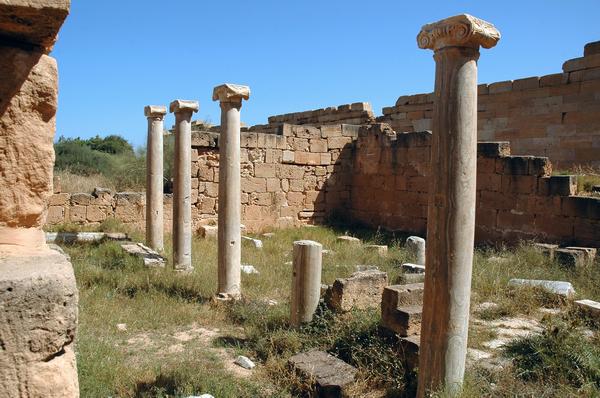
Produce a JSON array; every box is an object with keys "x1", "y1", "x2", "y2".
[
  {"x1": 116, "y1": 323, "x2": 127, "y2": 332},
  {"x1": 337, "y1": 235, "x2": 361, "y2": 245},
  {"x1": 401, "y1": 263, "x2": 425, "y2": 274},
  {"x1": 46, "y1": 231, "x2": 105, "y2": 243},
  {"x1": 120, "y1": 242, "x2": 166, "y2": 268},
  {"x1": 555, "y1": 248, "x2": 594, "y2": 268},
  {"x1": 381, "y1": 283, "x2": 424, "y2": 335},
  {"x1": 355, "y1": 264, "x2": 379, "y2": 272},
  {"x1": 198, "y1": 225, "x2": 218, "y2": 239},
  {"x1": 234, "y1": 355, "x2": 255, "y2": 369},
  {"x1": 242, "y1": 236, "x2": 263, "y2": 249},
  {"x1": 241, "y1": 264, "x2": 259, "y2": 274},
  {"x1": 322, "y1": 249, "x2": 334, "y2": 255},
  {"x1": 262, "y1": 232, "x2": 275, "y2": 239},
  {"x1": 508, "y1": 278, "x2": 575, "y2": 299},
  {"x1": 405, "y1": 236, "x2": 426, "y2": 265},
  {"x1": 0, "y1": 251, "x2": 79, "y2": 397},
  {"x1": 325, "y1": 269, "x2": 388, "y2": 312},
  {"x1": 289, "y1": 350, "x2": 357, "y2": 397},
  {"x1": 532, "y1": 243, "x2": 558, "y2": 259},
  {"x1": 105, "y1": 232, "x2": 128, "y2": 241},
  {"x1": 365, "y1": 244, "x2": 388, "y2": 256},
  {"x1": 399, "y1": 335, "x2": 420, "y2": 370},
  {"x1": 575, "y1": 299, "x2": 600, "y2": 320}
]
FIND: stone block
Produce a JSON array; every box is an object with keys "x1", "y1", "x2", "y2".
[
  {"x1": 325, "y1": 269, "x2": 388, "y2": 312},
  {"x1": 405, "y1": 236, "x2": 426, "y2": 265},
  {"x1": 364, "y1": 244, "x2": 388, "y2": 256},
  {"x1": 48, "y1": 193, "x2": 70, "y2": 206},
  {"x1": 575, "y1": 299, "x2": 600, "y2": 320},
  {"x1": 46, "y1": 206, "x2": 65, "y2": 224},
  {"x1": 337, "y1": 235, "x2": 361, "y2": 244},
  {"x1": 0, "y1": 251, "x2": 79, "y2": 397},
  {"x1": 532, "y1": 243, "x2": 558, "y2": 259},
  {"x1": 584, "y1": 41, "x2": 600, "y2": 57},
  {"x1": 382, "y1": 305, "x2": 422, "y2": 337},
  {"x1": 477, "y1": 141, "x2": 510, "y2": 158},
  {"x1": 399, "y1": 335, "x2": 421, "y2": 370},
  {"x1": 542, "y1": 175, "x2": 577, "y2": 196},
  {"x1": 508, "y1": 278, "x2": 575, "y2": 299},
  {"x1": 488, "y1": 80, "x2": 512, "y2": 94},
  {"x1": 401, "y1": 263, "x2": 425, "y2": 274},
  {"x1": 198, "y1": 224, "x2": 218, "y2": 239},
  {"x1": 121, "y1": 242, "x2": 165, "y2": 268},
  {"x1": 555, "y1": 247, "x2": 597, "y2": 268},
  {"x1": 289, "y1": 350, "x2": 357, "y2": 397},
  {"x1": 512, "y1": 76, "x2": 539, "y2": 91}
]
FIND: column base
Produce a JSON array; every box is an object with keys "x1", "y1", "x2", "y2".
[{"x1": 0, "y1": 250, "x2": 79, "y2": 397}]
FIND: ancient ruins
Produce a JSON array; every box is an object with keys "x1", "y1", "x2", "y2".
[{"x1": 1, "y1": 0, "x2": 600, "y2": 396}]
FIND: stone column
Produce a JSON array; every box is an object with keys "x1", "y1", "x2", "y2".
[
  {"x1": 169, "y1": 100, "x2": 199, "y2": 271},
  {"x1": 0, "y1": 1, "x2": 78, "y2": 396},
  {"x1": 144, "y1": 105, "x2": 167, "y2": 252},
  {"x1": 290, "y1": 240, "x2": 323, "y2": 327},
  {"x1": 212, "y1": 84, "x2": 251, "y2": 298},
  {"x1": 416, "y1": 15, "x2": 500, "y2": 396}
]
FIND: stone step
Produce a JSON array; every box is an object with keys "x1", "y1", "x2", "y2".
[
  {"x1": 325, "y1": 269, "x2": 388, "y2": 312},
  {"x1": 288, "y1": 350, "x2": 357, "y2": 397},
  {"x1": 399, "y1": 335, "x2": 421, "y2": 370},
  {"x1": 381, "y1": 282, "x2": 423, "y2": 338},
  {"x1": 556, "y1": 247, "x2": 597, "y2": 268}
]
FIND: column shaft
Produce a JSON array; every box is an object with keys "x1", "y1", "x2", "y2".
[
  {"x1": 146, "y1": 116, "x2": 164, "y2": 251},
  {"x1": 290, "y1": 240, "x2": 322, "y2": 327},
  {"x1": 173, "y1": 111, "x2": 193, "y2": 270},
  {"x1": 218, "y1": 102, "x2": 242, "y2": 296},
  {"x1": 417, "y1": 46, "x2": 479, "y2": 396}
]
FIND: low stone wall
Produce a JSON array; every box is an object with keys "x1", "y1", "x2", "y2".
[
  {"x1": 379, "y1": 41, "x2": 600, "y2": 167},
  {"x1": 351, "y1": 124, "x2": 599, "y2": 246}
]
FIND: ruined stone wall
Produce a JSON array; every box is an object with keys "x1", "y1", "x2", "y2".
[
  {"x1": 191, "y1": 123, "x2": 357, "y2": 231},
  {"x1": 351, "y1": 124, "x2": 600, "y2": 246},
  {"x1": 379, "y1": 41, "x2": 600, "y2": 167}
]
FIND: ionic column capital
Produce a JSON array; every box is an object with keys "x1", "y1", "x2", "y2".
[
  {"x1": 212, "y1": 83, "x2": 251, "y2": 105},
  {"x1": 417, "y1": 14, "x2": 500, "y2": 52},
  {"x1": 169, "y1": 99, "x2": 199, "y2": 115},
  {"x1": 144, "y1": 105, "x2": 167, "y2": 120}
]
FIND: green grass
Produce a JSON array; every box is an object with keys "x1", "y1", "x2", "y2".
[{"x1": 60, "y1": 225, "x2": 600, "y2": 397}]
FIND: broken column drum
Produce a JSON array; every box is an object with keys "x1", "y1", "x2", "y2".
[
  {"x1": 212, "y1": 84, "x2": 251, "y2": 298},
  {"x1": 415, "y1": 14, "x2": 500, "y2": 397},
  {"x1": 290, "y1": 240, "x2": 323, "y2": 326},
  {"x1": 144, "y1": 105, "x2": 167, "y2": 252},
  {"x1": 170, "y1": 100, "x2": 199, "y2": 271}
]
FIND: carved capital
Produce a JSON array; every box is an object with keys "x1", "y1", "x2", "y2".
[
  {"x1": 144, "y1": 105, "x2": 167, "y2": 119},
  {"x1": 169, "y1": 99, "x2": 199, "y2": 114},
  {"x1": 212, "y1": 83, "x2": 250, "y2": 103},
  {"x1": 417, "y1": 14, "x2": 500, "y2": 51}
]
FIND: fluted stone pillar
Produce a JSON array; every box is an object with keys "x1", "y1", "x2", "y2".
[
  {"x1": 144, "y1": 105, "x2": 166, "y2": 252},
  {"x1": 212, "y1": 84, "x2": 250, "y2": 298},
  {"x1": 416, "y1": 14, "x2": 500, "y2": 397},
  {"x1": 169, "y1": 100, "x2": 198, "y2": 271}
]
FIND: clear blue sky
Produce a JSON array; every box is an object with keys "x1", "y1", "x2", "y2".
[{"x1": 51, "y1": 0, "x2": 600, "y2": 147}]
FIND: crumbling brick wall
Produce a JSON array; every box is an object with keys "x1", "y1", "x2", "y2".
[
  {"x1": 351, "y1": 124, "x2": 599, "y2": 246},
  {"x1": 379, "y1": 41, "x2": 600, "y2": 167}
]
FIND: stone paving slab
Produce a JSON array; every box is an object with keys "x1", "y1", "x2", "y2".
[{"x1": 289, "y1": 350, "x2": 357, "y2": 397}]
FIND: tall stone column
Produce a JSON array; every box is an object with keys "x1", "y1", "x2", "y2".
[
  {"x1": 0, "y1": 1, "x2": 78, "y2": 396},
  {"x1": 416, "y1": 15, "x2": 500, "y2": 396},
  {"x1": 212, "y1": 84, "x2": 251, "y2": 298},
  {"x1": 169, "y1": 100, "x2": 199, "y2": 271},
  {"x1": 144, "y1": 105, "x2": 167, "y2": 252}
]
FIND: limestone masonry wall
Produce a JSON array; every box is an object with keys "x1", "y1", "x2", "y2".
[
  {"x1": 379, "y1": 41, "x2": 600, "y2": 167},
  {"x1": 47, "y1": 120, "x2": 600, "y2": 246},
  {"x1": 351, "y1": 124, "x2": 599, "y2": 246}
]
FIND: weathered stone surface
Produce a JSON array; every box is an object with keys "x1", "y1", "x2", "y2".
[
  {"x1": 417, "y1": 14, "x2": 501, "y2": 51},
  {"x1": 555, "y1": 247, "x2": 595, "y2": 268},
  {"x1": 212, "y1": 83, "x2": 250, "y2": 103},
  {"x1": 289, "y1": 350, "x2": 357, "y2": 397},
  {"x1": 401, "y1": 263, "x2": 425, "y2": 274},
  {"x1": 336, "y1": 235, "x2": 361, "y2": 245},
  {"x1": 0, "y1": 54, "x2": 57, "y2": 229},
  {"x1": 325, "y1": 269, "x2": 388, "y2": 312},
  {"x1": 399, "y1": 335, "x2": 421, "y2": 370},
  {"x1": 381, "y1": 283, "x2": 424, "y2": 336},
  {"x1": 364, "y1": 244, "x2": 388, "y2": 256},
  {"x1": 575, "y1": 299, "x2": 600, "y2": 320},
  {"x1": 121, "y1": 242, "x2": 166, "y2": 268},
  {"x1": 508, "y1": 278, "x2": 575, "y2": 298},
  {"x1": 405, "y1": 236, "x2": 426, "y2": 265},
  {"x1": 0, "y1": 0, "x2": 70, "y2": 50},
  {"x1": 198, "y1": 224, "x2": 218, "y2": 239},
  {"x1": 0, "y1": 251, "x2": 79, "y2": 397},
  {"x1": 533, "y1": 243, "x2": 558, "y2": 259}
]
